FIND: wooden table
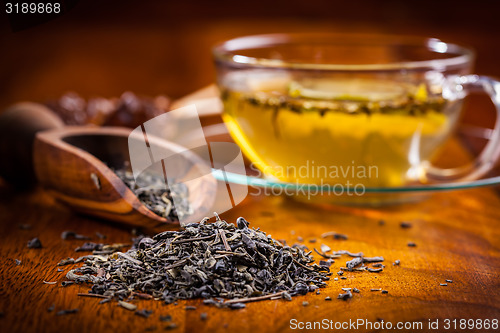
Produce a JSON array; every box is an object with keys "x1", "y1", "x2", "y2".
[{"x1": 1, "y1": 137, "x2": 499, "y2": 332}]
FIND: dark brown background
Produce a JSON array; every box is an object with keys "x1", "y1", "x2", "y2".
[{"x1": 1, "y1": 0, "x2": 500, "y2": 106}]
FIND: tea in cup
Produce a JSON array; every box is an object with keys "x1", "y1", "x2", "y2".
[{"x1": 214, "y1": 34, "x2": 500, "y2": 189}]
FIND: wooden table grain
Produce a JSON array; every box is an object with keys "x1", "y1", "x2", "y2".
[{"x1": 1, "y1": 145, "x2": 499, "y2": 333}]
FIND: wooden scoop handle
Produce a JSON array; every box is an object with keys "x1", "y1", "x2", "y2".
[{"x1": 0, "y1": 102, "x2": 64, "y2": 188}]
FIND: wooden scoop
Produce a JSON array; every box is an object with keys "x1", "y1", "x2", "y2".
[{"x1": 0, "y1": 98, "x2": 218, "y2": 231}]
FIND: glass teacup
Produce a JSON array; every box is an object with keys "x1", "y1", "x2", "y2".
[{"x1": 213, "y1": 34, "x2": 500, "y2": 189}]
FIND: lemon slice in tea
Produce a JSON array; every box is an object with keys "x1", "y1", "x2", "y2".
[{"x1": 288, "y1": 78, "x2": 411, "y2": 102}]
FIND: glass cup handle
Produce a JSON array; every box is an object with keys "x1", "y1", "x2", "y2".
[{"x1": 426, "y1": 74, "x2": 500, "y2": 182}]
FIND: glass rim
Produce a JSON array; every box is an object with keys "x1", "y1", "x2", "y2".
[{"x1": 212, "y1": 33, "x2": 475, "y2": 72}]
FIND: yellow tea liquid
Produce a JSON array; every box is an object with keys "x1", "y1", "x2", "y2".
[{"x1": 221, "y1": 75, "x2": 458, "y2": 187}]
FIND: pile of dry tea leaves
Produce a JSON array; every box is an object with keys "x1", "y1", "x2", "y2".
[
  {"x1": 114, "y1": 168, "x2": 192, "y2": 221},
  {"x1": 65, "y1": 217, "x2": 331, "y2": 308}
]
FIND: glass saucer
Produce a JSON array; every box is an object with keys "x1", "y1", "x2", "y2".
[{"x1": 202, "y1": 123, "x2": 500, "y2": 205}]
